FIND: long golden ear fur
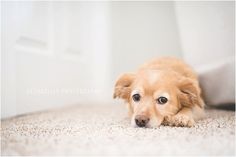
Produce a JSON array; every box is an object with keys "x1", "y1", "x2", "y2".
[
  {"x1": 178, "y1": 77, "x2": 204, "y2": 108},
  {"x1": 113, "y1": 73, "x2": 136, "y2": 100}
]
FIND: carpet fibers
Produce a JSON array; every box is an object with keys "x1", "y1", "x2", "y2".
[{"x1": 1, "y1": 105, "x2": 235, "y2": 156}]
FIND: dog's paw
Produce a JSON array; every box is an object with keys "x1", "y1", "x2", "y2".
[
  {"x1": 163, "y1": 114, "x2": 195, "y2": 127},
  {"x1": 173, "y1": 114, "x2": 195, "y2": 127},
  {"x1": 163, "y1": 115, "x2": 173, "y2": 126}
]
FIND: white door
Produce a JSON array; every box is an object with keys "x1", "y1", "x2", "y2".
[{"x1": 1, "y1": 1, "x2": 112, "y2": 118}]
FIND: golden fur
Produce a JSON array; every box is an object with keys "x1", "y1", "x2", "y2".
[{"x1": 113, "y1": 57, "x2": 205, "y2": 128}]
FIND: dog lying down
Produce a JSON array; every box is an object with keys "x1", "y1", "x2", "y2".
[{"x1": 113, "y1": 57, "x2": 205, "y2": 128}]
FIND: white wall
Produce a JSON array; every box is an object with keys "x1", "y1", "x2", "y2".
[
  {"x1": 174, "y1": 1, "x2": 235, "y2": 106},
  {"x1": 111, "y1": 1, "x2": 182, "y2": 82},
  {"x1": 174, "y1": 1, "x2": 235, "y2": 68}
]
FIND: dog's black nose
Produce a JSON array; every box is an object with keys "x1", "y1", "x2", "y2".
[{"x1": 135, "y1": 115, "x2": 150, "y2": 127}]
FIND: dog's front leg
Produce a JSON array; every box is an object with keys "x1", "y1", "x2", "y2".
[{"x1": 163, "y1": 107, "x2": 195, "y2": 127}]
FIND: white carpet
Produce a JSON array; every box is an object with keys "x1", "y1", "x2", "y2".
[{"x1": 1, "y1": 104, "x2": 235, "y2": 156}]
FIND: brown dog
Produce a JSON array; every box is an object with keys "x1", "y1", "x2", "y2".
[{"x1": 113, "y1": 57, "x2": 205, "y2": 128}]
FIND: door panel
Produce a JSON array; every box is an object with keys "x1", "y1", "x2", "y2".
[{"x1": 1, "y1": 1, "x2": 111, "y2": 118}]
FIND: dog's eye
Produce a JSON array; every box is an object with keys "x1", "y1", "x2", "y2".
[
  {"x1": 157, "y1": 96, "x2": 168, "y2": 104},
  {"x1": 132, "y1": 94, "x2": 141, "y2": 102}
]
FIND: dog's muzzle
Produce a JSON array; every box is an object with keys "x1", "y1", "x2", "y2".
[{"x1": 135, "y1": 115, "x2": 150, "y2": 127}]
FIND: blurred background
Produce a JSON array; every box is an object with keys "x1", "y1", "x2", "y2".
[{"x1": 1, "y1": 1, "x2": 235, "y2": 118}]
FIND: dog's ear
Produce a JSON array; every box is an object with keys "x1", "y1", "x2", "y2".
[
  {"x1": 113, "y1": 73, "x2": 136, "y2": 100},
  {"x1": 177, "y1": 77, "x2": 204, "y2": 108}
]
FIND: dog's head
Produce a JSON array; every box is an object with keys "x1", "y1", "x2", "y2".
[{"x1": 113, "y1": 70, "x2": 202, "y2": 128}]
